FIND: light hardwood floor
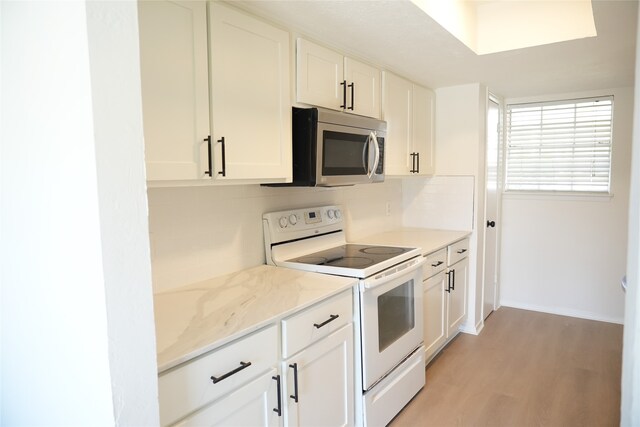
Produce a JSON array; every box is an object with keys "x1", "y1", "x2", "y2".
[{"x1": 390, "y1": 307, "x2": 623, "y2": 427}]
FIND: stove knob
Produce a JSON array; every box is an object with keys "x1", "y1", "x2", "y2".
[
  {"x1": 327, "y1": 209, "x2": 335, "y2": 219},
  {"x1": 278, "y1": 216, "x2": 288, "y2": 228},
  {"x1": 335, "y1": 209, "x2": 342, "y2": 219},
  {"x1": 288, "y1": 214, "x2": 298, "y2": 226}
]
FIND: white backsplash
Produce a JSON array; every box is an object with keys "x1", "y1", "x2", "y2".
[
  {"x1": 402, "y1": 176, "x2": 475, "y2": 231},
  {"x1": 148, "y1": 179, "x2": 404, "y2": 292}
]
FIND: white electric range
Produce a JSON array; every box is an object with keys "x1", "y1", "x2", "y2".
[{"x1": 263, "y1": 205, "x2": 425, "y2": 427}]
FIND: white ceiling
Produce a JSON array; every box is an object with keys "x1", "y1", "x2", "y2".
[{"x1": 237, "y1": 0, "x2": 638, "y2": 98}]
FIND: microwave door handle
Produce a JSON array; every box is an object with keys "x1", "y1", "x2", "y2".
[
  {"x1": 368, "y1": 131, "x2": 380, "y2": 178},
  {"x1": 362, "y1": 137, "x2": 369, "y2": 174}
]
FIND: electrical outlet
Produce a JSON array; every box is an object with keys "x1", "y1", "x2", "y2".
[{"x1": 385, "y1": 202, "x2": 391, "y2": 216}]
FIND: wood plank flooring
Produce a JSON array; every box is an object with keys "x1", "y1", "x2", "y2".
[{"x1": 390, "y1": 307, "x2": 623, "y2": 427}]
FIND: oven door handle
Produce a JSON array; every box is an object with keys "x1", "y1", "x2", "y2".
[
  {"x1": 362, "y1": 256, "x2": 425, "y2": 289},
  {"x1": 367, "y1": 131, "x2": 380, "y2": 178}
]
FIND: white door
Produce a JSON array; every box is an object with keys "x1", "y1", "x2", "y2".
[
  {"x1": 175, "y1": 369, "x2": 281, "y2": 427},
  {"x1": 283, "y1": 324, "x2": 354, "y2": 427},
  {"x1": 382, "y1": 71, "x2": 413, "y2": 175},
  {"x1": 483, "y1": 98, "x2": 501, "y2": 319},
  {"x1": 138, "y1": 0, "x2": 210, "y2": 181},
  {"x1": 447, "y1": 257, "x2": 468, "y2": 337},
  {"x1": 423, "y1": 271, "x2": 446, "y2": 363},
  {"x1": 344, "y1": 57, "x2": 380, "y2": 118},
  {"x1": 209, "y1": 2, "x2": 291, "y2": 182},
  {"x1": 296, "y1": 38, "x2": 344, "y2": 111},
  {"x1": 360, "y1": 262, "x2": 424, "y2": 389},
  {"x1": 412, "y1": 84, "x2": 435, "y2": 175}
]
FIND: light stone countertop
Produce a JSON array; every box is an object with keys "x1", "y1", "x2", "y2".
[
  {"x1": 357, "y1": 228, "x2": 471, "y2": 256},
  {"x1": 154, "y1": 265, "x2": 357, "y2": 373}
]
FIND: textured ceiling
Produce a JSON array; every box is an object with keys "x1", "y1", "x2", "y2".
[{"x1": 236, "y1": 0, "x2": 637, "y2": 98}]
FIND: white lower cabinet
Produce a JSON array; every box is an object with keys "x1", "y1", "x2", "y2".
[
  {"x1": 446, "y1": 257, "x2": 468, "y2": 338},
  {"x1": 158, "y1": 325, "x2": 278, "y2": 426},
  {"x1": 158, "y1": 289, "x2": 355, "y2": 427},
  {"x1": 423, "y1": 271, "x2": 447, "y2": 362},
  {"x1": 283, "y1": 324, "x2": 354, "y2": 427},
  {"x1": 422, "y1": 238, "x2": 469, "y2": 364},
  {"x1": 174, "y1": 368, "x2": 281, "y2": 427}
]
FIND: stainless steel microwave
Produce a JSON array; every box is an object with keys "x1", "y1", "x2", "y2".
[{"x1": 275, "y1": 107, "x2": 386, "y2": 187}]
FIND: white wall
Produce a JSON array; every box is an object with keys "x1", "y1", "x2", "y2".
[
  {"x1": 148, "y1": 180, "x2": 403, "y2": 292},
  {"x1": 1, "y1": 1, "x2": 159, "y2": 424},
  {"x1": 86, "y1": 2, "x2": 160, "y2": 424},
  {"x1": 500, "y1": 87, "x2": 633, "y2": 324},
  {"x1": 405, "y1": 83, "x2": 487, "y2": 333}
]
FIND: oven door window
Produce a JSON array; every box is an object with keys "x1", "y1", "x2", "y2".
[
  {"x1": 322, "y1": 130, "x2": 369, "y2": 176},
  {"x1": 377, "y1": 279, "x2": 415, "y2": 352}
]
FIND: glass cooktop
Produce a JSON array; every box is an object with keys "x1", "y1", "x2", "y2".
[{"x1": 287, "y1": 244, "x2": 413, "y2": 269}]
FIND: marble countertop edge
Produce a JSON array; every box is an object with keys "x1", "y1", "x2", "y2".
[{"x1": 154, "y1": 265, "x2": 357, "y2": 373}]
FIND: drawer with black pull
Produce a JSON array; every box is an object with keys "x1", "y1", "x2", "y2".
[
  {"x1": 158, "y1": 325, "x2": 278, "y2": 426},
  {"x1": 423, "y1": 248, "x2": 447, "y2": 279},
  {"x1": 281, "y1": 289, "x2": 352, "y2": 358},
  {"x1": 448, "y1": 238, "x2": 470, "y2": 266}
]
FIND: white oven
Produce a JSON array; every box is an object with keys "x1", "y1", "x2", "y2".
[
  {"x1": 263, "y1": 205, "x2": 425, "y2": 427},
  {"x1": 360, "y1": 257, "x2": 424, "y2": 391}
]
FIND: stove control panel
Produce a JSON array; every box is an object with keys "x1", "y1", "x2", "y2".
[{"x1": 263, "y1": 205, "x2": 344, "y2": 245}]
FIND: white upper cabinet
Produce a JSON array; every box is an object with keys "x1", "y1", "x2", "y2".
[
  {"x1": 296, "y1": 39, "x2": 344, "y2": 112},
  {"x1": 382, "y1": 71, "x2": 435, "y2": 176},
  {"x1": 344, "y1": 57, "x2": 381, "y2": 118},
  {"x1": 412, "y1": 84, "x2": 435, "y2": 175},
  {"x1": 297, "y1": 38, "x2": 381, "y2": 119},
  {"x1": 382, "y1": 72, "x2": 412, "y2": 175},
  {"x1": 138, "y1": 0, "x2": 210, "y2": 181},
  {"x1": 209, "y1": 2, "x2": 292, "y2": 183}
]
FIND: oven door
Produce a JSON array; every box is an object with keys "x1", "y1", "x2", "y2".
[
  {"x1": 316, "y1": 121, "x2": 385, "y2": 186},
  {"x1": 360, "y1": 257, "x2": 424, "y2": 390}
]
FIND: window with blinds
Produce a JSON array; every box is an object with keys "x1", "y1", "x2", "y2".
[{"x1": 505, "y1": 96, "x2": 613, "y2": 193}]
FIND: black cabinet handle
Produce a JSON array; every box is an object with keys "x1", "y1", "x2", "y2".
[
  {"x1": 204, "y1": 136, "x2": 212, "y2": 177},
  {"x1": 272, "y1": 375, "x2": 282, "y2": 416},
  {"x1": 289, "y1": 363, "x2": 299, "y2": 403},
  {"x1": 348, "y1": 82, "x2": 354, "y2": 110},
  {"x1": 217, "y1": 136, "x2": 226, "y2": 177},
  {"x1": 410, "y1": 152, "x2": 417, "y2": 173},
  {"x1": 314, "y1": 314, "x2": 339, "y2": 329},
  {"x1": 340, "y1": 80, "x2": 347, "y2": 109},
  {"x1": 487, "y1": 220, "x2": 496, "y2": 228},
  {"x1": 416, "y1": 152, "x2": 420, "y2": 173},
  {"x1": 445, "y1": 271, "x2": 451, "y2": 293},
  {"x1": 457, "y1": 249, "x2": 467, "y2": 254},
  {"x1": 431, "y1": 261, "x2": 444, "y2": 267},
  {"x1": 210, "y1": 361, "x2": 251, "y2": 384}
]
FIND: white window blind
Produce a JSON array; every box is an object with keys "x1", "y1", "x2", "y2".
[{"x1": 505, "y1": 96, "x2": 613, "y2": 193}]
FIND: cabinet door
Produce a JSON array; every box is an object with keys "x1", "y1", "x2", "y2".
[
  {"x1": 174, "y1": 369, "x2": 281, "y2": 427},
  {"x1": 382, "y1": 71, "x2": 413, "y2": 176},
  {"x1": 344, "y1": 57, "x2": 380, "y2": 118},
  {"x1": 209, "y1": 3, "x2": 292, "y2": 182},
  {"x1": 138, "y1": 0, "x2": 210, "y2": 181},
  {"x1": 423, "y1": 272, "x2": 447, "y2": 364},
  {"x1": 447, "y1": 257, "x2": 468, "y2": 338},
  {"x1": 296, "y1": 39, "x2": 344, "y2": 111},
  {"x1": 284, "y1": 324, "x2": 354, "y2": 427},
  {"x1": 412, "y1": 84, "x2": 435, "y2": 175}
]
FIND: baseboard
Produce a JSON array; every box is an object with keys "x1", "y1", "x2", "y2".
[{"x1": 499, "y1": 300, "x2": 624, "y2": 324}]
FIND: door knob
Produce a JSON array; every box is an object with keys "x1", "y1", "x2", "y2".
[{"x1": 487, "y1": 220, "x2": 496, "y2": 228}]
